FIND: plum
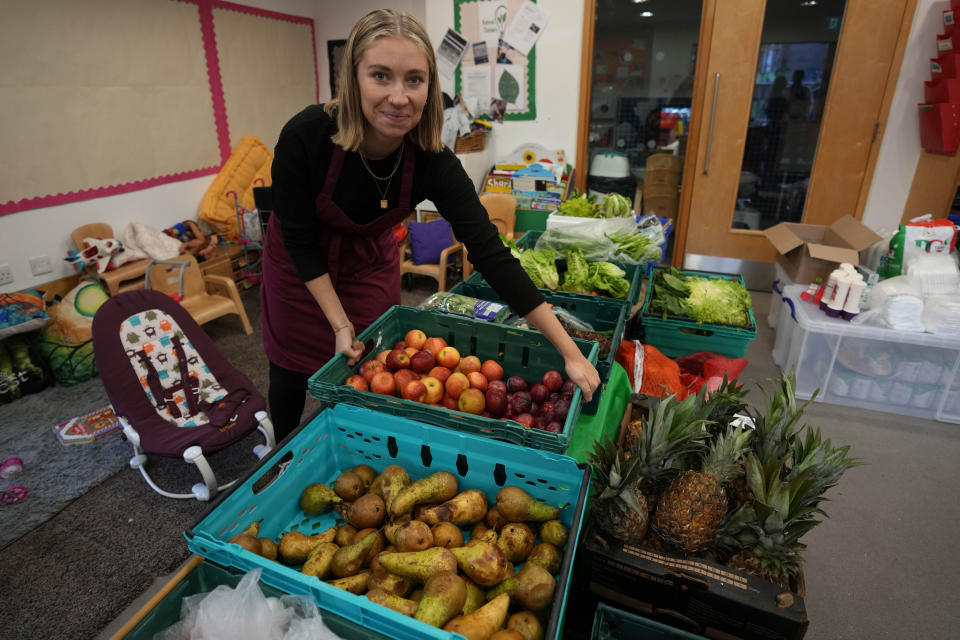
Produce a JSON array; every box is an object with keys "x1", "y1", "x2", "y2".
[
  {"x1": 507, "y1": 376, "x2": 528, "y2": 393},
  {"x1": 561, "y1": 379, "x2": 578, "y2": 396},
  {"x1": 533, "y1": 416, "x2": 546, "y2": 430},
  {"x1": 488, "y1": 380, "x2": 507, "y2": 394},
  {"x1": 511, "y1": 391, "x2": 532, "y2": 415},
  {"x1": 514, "y1": 413, "x2": 535, "y2": 428},
  {"x1": 549, "y1": 392, "x2": 561, "y2": 404},
  {"x1": 544, "y1": 421, "x2": 563, "y2": 433},
  {"x1": 539, "y1": 401, "x2": 556, "y2": 424},
  {"x1": 529, "y1": 383, "x2": 549, "y2": 404},
  {"x1": 553, "y1": 398, "x2": 571, "y2": 421},
  {"x1": 485, "y1": 388, "x2": 508, "y2": 416},
  {"x1": 542, "y1": 370, "x2": 563, "y2": 391}
]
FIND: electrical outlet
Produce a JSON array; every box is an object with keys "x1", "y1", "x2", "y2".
[
  {"x1": 28, "y1": 255, "x2": 53, "y2": 276},
  {"x1": 0, "y1": 264, "x2": 12, "y2": 286}
]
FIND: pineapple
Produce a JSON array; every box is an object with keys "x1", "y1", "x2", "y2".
[
  {"x1": 622, "y1": 419, "x2": 643, "y2": 453},
  {"x1": 652, "y1": 425, "x2": 752, "y2": 553},
  {"x1": 588, "y1": 436, "x2": 649, "y2": 544}
]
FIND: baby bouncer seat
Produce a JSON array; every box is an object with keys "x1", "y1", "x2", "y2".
[{"x1": 92, "y1": 289, "x2": 275, "y2": 501}]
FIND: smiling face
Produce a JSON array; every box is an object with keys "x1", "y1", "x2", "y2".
[{"x1": 356, "y1": 35, "x2": 430, "y2": 155}]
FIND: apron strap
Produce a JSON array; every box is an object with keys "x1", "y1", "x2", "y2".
[
  {"x1": 397, "y1": 139, "x2": 415, "y2": 211},
  {"x1": 322, "y1": 145, "x2": 347, "y2": 197}
]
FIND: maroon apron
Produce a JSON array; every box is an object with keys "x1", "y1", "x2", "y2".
[{"x1": 261, "y1": 141, "x2": 415, "y2": 374}]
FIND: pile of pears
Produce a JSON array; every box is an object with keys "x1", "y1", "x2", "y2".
[{"x1": 228, "y1": 462, "x2": 570, "y2": 640}]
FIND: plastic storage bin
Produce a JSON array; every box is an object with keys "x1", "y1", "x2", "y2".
[
  {"x1": 308, "y1": 305, "x2": 598, "y2": 453},
  {"x1": 772, "y1": 285, "x2": 960, "y2": 423},
  {"x1": 769, "y1": 262, "x2": 797, "y2": 331},
  {"x1": 186, "y1": 404, "x2": 591, "y2": 640},
  {"x1": 591, "y1": 602, "x2": 704, "y2": 640},
  {"x1": 640, "y1": 267, "x2": 757, "y2": 359}
]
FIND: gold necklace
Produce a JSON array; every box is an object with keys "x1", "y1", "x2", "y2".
[{"x1": 359, "y1": 145, "x2": 404, "y2": 209}]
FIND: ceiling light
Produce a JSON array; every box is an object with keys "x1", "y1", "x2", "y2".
[
  {"x1": 632, "y1": 0, "x2": 649, "y2": 4},
  {"x1": 800, "y1": 0, "x2": 818, "y2": 6},
  {"x1": 641, "y1": 10, "x2": 653, "y2": 17}
]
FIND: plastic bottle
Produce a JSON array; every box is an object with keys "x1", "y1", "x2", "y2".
[
  {"x1": 841, "y1": 279, "x2": 866, "y2": 321},
  {"x1": 820, "y1": 268, "x2": 842, "y2": 311},
  {"x1": 826, "y1": 272, "x2": 852, "y2": 318}
]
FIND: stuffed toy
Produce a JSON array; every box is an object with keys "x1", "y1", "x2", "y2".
[{"x1": 64, "y1": 237, "x2": 121, "y2": 274}]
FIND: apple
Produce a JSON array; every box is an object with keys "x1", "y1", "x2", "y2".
[
  {"x1": 458, "y1": 388, "x2": 485, "y2": 414},
  {"x1": 344, "y1": 375, "x2": 368, "y2": 391},
  {"x1": 421, "y1": 376, "x2": 444, "y2": 404},
  {"x1": 405, "y1": 329, "x2": 427, "y2": 350},
  {"x1": 410, "y1": 350, "x2": 436, "y2": 373},
  {"x1": 440, "y1": 394, "x2": 459, "y2": 410},
  {"x1": 444, "y1": 372, "x2": 470, "y2": 399},
  {"x1": 423, "y1": 337, "x2": 447, "y2": 357},
  {"x1": 561, "y1": 379, "x2": 578, "y2": 397},
  {"x1": 529, "y1": 383, "x2": 549, "y2": 404},
  {"x1": 542, "y1": 370, "x2": 564, "y2": 392},
  {"x1": 544, "y1": 422, "x2": 563, "y2": 433},
  {"x1": 375, "y1": 350, "x2": 391, "y2": 365},
  {"x1": 394, "y1": 340, "x2": 407, "y2": 350},
  {"x1": 460, "y1": 355, "x2": 482, "y2": 375},
  {"x1": 466, "y1": 371, "x2": 488, "y2": 392},
  {"x1": 385, "y1": 349, "x2": 411, "y2": 371},
  {"x1": 510, "y1": 391, "x2": 532, "y2": 415},
  {"x1": 553, "y1": 398, "x2": 571, "y2": 422},
  {"x1": 394, "y1": 369, "x2": 420, "y2": 391},
  {"x1": 403, "y1": 346, "x2": 419, "y2": 358},
  {"x1": 506, "y1": 376, "x2": 528, "y2": 393},
  {"x1": 436, "y1": 346, "x2": 461, "y2": 370},
  {"x1": 428, "y1": 366, "x2": 452, "y2": 385},
  {"x1": 480, "y1": 360, "x2": 503, "y2": 381},
  {"x1": 485, "y1": 388, "x2": 508, "y2": 416},
  {"x1": 370, "y1": 371, "x2": 396, "y2": 396},
  {"x1": 488, "y1": 380, "x2": 507, "y2": 394},
  {"x1": 402, "y1": 379, "x2": 427, "y2": 402},
  {"x1": 360, "y1": 359, "x2": 386, "y2": 382},
  {"x1": 514, "y1": 413, "x2": 535, "y2": 428}
]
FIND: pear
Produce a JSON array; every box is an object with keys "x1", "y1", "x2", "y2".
[
  {"x1": 258, "y1": 537, "x2": 278, "y2": 561},
  {"x1": 370, "y1": 465, "x2": 410, "y2": 510},
  {"x1": 334, "y1": 470, "x2": 365, "y2": 501},
  {"x1": 507, "y1": 611, "x2": 544, "y2": 640},
  {"x1": 409, "y1": 588, "x2": 424, "y2": 603},
  {"x1": 301, "y1": 541, "x2": 339, "y2": 578},
  {"x1": 485, "y1": 506, "x2": 507, "y2": 531},
  {"x1": 368, "y1": 567, "x2": 413, "y2": 597},
  {"x1": 490, "y1": 631, "x2": 526, "y2": 640},
  {"x1": 366, "y1": 588, "x2": 418, "y2": 616},
  {"x1": 345, "y1": 493, "x2": 386, "y2": 529},
  {"x1": 278, "y1": 529, "x2": 336, "y2": 565},
  {"x1": 413, "y1": 503, "x2": 440, "y2": 521},
  {"x1": 539, "y1": 520, "x2": 568, "y2": 548},
  {"x1": 331, "y1": 531, "x2": 379, "y2": 578},
  {"x1": 384, "y1": 520, "x2": 434, "y2": 552},
  {"x1": 419, "y1": 489, "x2": 489, "y2": 526},
  {"x1": 485, "y1": 573, "x2": 518, "y2": 601},
  {"x1": 443, "y1": 593, "x2": 511, "y2": 640},
  {"x1": 325, "y1": 570, "x2": 369, "y2": 594},
  {"x1": 496, "y1": 523, "x2": 535, "y2": 563},
  {"x1": 513, "y1": 563, "x2": 555, "y2": 611},
  {"x1": 389, "y1": 471, "x2": 458, "y2": 517},
  {"x1": 352, "y1": 528, "x2": 386, "y2": 566},
  {"x1": 350, "y1": 464, "x2": 377, "y2": 489},
  {"x1": 450, "y1": 541, "x2": 509, "y2": 586},
  {"x1": 495, "y1": 487, "x2": 564, "y2": 523},
  {"x1": 377, "y1": 547, "x2": 458, "y2": 583},
  {"x1": 462, "y1": 578, "x2": 486, "y2": 614},
  {"x1": 471, "y1": 522, "x2": 490, "y2": 540},
  {"x1": 228, "y1": 520, "x2": 262, "y2": 555},
  {"x1": 414, "y1": 571, "x2": 467, "y2": 628},
  {"x1": 432, "y1": 522, "x2": 465, "y2": 549},
  {"x1": 527, "y1": 543, "x2": 562, "y2": 574},
  {"x1": 335, "y1": 524, "x2": 358, "y2": 546},
  {"x1": 300, "y1": 482, "x2": 341, "y2": 516},
  {"x1": 467, "y1": 529, "x2": 498, "y2": 547}
]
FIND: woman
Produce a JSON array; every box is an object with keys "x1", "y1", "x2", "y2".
[{"x1": 262, "y1": 9, "x2": 599, "y2": 440}]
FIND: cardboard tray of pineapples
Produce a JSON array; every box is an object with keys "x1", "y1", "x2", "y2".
[{"x1": 579, "y1": 372, "x2": 860, "y2": 640}]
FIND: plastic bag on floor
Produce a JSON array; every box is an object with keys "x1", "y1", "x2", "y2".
[{"x1": 156, "y1": 568, "x2": 344, "y2": 640}]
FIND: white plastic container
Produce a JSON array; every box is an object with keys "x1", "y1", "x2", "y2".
[
  {"x1": 772, "y1": 284, "x2": 960, "y2": 423},
  {"x1": 768, "y1": 262, "x2": 795, "y2": 330}
]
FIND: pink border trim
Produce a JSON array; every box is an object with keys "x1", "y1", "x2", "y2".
[{"x1": 3, "y1": 0, "x2": 318, "y2": 217}]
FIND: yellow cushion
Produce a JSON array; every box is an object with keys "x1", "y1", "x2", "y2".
[{"x1": 198, "y1": 136, "x2": 272, "y2": 241}]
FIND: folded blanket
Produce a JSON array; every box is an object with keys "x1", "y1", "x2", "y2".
[{"x1": 113, "y1": 223, "x2": 182, "y2": 266}]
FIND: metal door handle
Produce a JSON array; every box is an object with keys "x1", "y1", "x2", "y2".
[{"x1": 703, "y1": 72, "x2": 720, "y2": 174}]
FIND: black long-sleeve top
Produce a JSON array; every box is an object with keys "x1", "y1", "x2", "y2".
[{"x1": 269, "y1": 105, "x2": 545, "y2": 316}]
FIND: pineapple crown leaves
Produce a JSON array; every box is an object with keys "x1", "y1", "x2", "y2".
[
  {"x1": 749, "y1": 371, "x2": 815, "y2": 464},
  {"x1": 701, "y1": 425, "x2": 753, "y2": 483},
  {"x1": 587, "y1": 436, "x2": 647, "y2": 515},
  {"x1": 632, "y1": 393, "x2": 710, "y2": 493},
  {"x1": 789, "y1": 426, "x2": 865, "y2": 502}
]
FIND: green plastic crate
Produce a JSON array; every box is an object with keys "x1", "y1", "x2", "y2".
[
  {"x1": 640, "y1": 267, "x2": 757, "y2": 359},
  {"x1": 120, "y1": 560, "x2": 392, "y2": 640},
  {"x1": 516, "y1": 208, "x2": 550, "y2": 232},
  {"x1": 308, "y1": 306, "x2": 599, "y2": 453},
  {"x1": 592, "y1": 602, "x2": 705, "y2": 640},
  {"x1": 187, "y1": 404, "x2": 591, "y2": 640},
  {"x1": 449, "y1": 280, "x2": 628, "y2": 385}
]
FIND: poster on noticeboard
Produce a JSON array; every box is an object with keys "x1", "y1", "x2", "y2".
[{"x1": 454, "y1": 0, "x2": 547, "y2": 122}]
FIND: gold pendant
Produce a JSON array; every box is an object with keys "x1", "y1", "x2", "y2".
[{"x1": 380, "y1": 199, "x2": 388, "y2": 209}]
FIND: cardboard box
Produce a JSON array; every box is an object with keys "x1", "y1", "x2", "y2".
[{"x1": 763, "y1": 215, "x2": 882, "y2": 284}]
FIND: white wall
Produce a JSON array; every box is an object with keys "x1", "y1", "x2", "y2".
[{"x1": 860, "y1": 0, "x2": 942, "y2": 235}]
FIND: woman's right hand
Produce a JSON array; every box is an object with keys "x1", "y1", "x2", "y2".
[{"x1": 335, "y1": 324, "x2": 364, "y2": 366}]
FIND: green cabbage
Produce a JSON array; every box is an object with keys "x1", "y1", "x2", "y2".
[
  {"x1": 519, "y1": 249, "x2": 559, "y2": 290},
  {"x1": 558, "y1": 190, "x2": 597, "y2": 217},
  {"x1": 686, "y1": 277, "x2": 753, "y2": 325},
  {"x1": 560, "y1": 248, "x2": 630, "y2": 299}
]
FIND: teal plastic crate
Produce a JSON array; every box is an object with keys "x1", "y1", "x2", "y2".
[
  {"x1": 186, "y1": 404, "x2": 591, "y2": 640},
  {"x1": 640, "y1": 267, "x2": 757, "y2": 359},
  {"x1": 121, "y1": 560, "x2": 392, "y2": 640},
  {"x1": 592, "y1": 602, "x2": 704, "y2": 639},
  {"x1": 307, "y1": 306, "x2": 598, "y2": 453},
  {"x1": 448, "y1": 280, "x2": 627, "y2": 385}
]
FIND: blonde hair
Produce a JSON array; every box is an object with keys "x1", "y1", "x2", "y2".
[{"x1": 325, "y1": 10, "x2": 444, "y2": 153}]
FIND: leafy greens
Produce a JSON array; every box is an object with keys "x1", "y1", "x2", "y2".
[{"x1": 649, "y1": 267, "x2": 752, "y2": 326}]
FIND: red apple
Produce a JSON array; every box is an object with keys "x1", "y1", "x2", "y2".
[
  {"x1": 460, "y1": 355, "x2": 482, "y2": 375},
  {"x1": 423, "y1": 337, "x2": 447, "y2": 357},
  {"x1": 403, "y1": 379, "x2": 427, "y2": 402},
  {"x1": 436, "y1": 346, "x2": 461, "y2": 370},
  {"x1": 375, "y1": 350, "x2": 391, "y2": 365},
  {"x1": 370, "y1": 371, "x2": 397, "y2": 396},
  {"x1": 458, "y1": 388, "x2": 485, "y2": 414},
  {"x1": 385, "y1": 349, "x2": 411, "y2": 371},
  {"x1": 481, "y1": 360, "x2": 504, "y2": 381},
  {"x1": 466, "y1": 371, "x2": 488, "y2": 392},
  {"x1": 529, "y1": 383, "x2": 549, "y2": 404},
  {"x1": 410, "y1": 350, "x2": 436, "y2": 373},
  {"x1": 542, "y1": 370, "x2": 564, "y2": 392},
  {"x1": 440, "y1": 394, "x2": 459, "y2": 410},
  {"x1": 421, "y1": 376, "x2": 444, "y2": 404},
  {"x1": 394, "y1": 369, "x2": 420, "y2": 391},
  {"x1": 344, "y1": 375, "x2": 368, "y2": 391},
  {"x1": 393, "y1": 340, "x2": 407, "y2": 350},
  {"x1": 403, "y1": 347, "x2": 419, "y2": 358},
  {"x1": 488, "y1": 380, "x2": 507, "y2": 394},
  {"x1": 428, "y1": 366, "x2": 452, "y2": 385},
  {"x1": 405, "y1": 329, "x2": 427, "y2": 350},
  {"x1": 506, "y1": 376, "x2": 528, "y2": 393},
  {"x1": 485, "y1": 388, "x2": 508, "y2": 416},
  {"x1": 510, "y1": 391, "x2": 532, "y2": 415},
  {"x1": 514, "y1": 413, "x2": 535, "y2": 428},
  {"x1": 360, "y1": 359, "x2": 386, "y2": 383},
  {"x1": 445, "y1": 372, "x2": 470, "y2": 399}
]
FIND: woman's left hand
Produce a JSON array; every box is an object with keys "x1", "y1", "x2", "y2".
[{"x1": 564, "y1": 353, "x2": 601, "y2": 403}]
